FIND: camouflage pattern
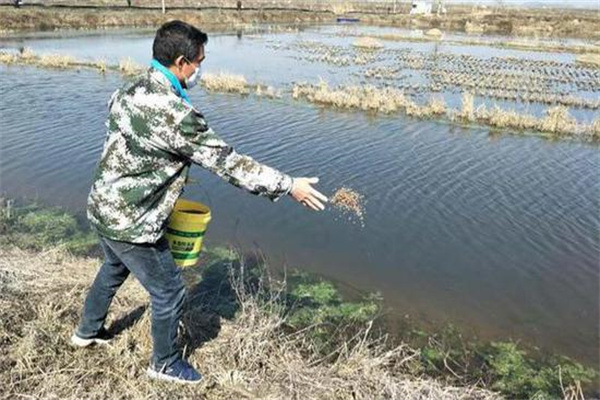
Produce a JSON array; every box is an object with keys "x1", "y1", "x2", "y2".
[{"x1": 88, "y1": 67, "x2": 293, "y2": 243}]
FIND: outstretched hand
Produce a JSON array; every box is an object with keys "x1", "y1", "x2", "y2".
[{"x1": 289, "y1": 177, "x2": 328, "y2": 211}]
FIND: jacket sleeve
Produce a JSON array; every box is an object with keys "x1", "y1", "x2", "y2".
[{"x1": 165, "y1": 109, "x2": 293, "y2": 201}]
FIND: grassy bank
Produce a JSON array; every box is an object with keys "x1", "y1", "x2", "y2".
[
  {"x1": 1, "y1": 3, "x2": 599, "y2": 40},
  {"x1": 0, "y1": 198, "x2": 597, "y2": 399},
  {"x1": 353, "y1": 5, "x2": 600, "y2": 41},
  {"x1": 0, "y1": 6, "x2": 331, "y2": 33},
  {"x1": 0, "y1": 245, "x2": 502, "y2": 400},
  {"x1": 0, "y1": 198, "x2": 498, "y2": 399}
]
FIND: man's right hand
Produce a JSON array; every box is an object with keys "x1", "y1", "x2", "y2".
[{"x1": 290, "y1": 177, "x2": 328, "y2": 211}]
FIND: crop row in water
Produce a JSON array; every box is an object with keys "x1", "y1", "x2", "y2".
[
  {"x1": 429, "y1": 70, "x2": 555, "y2": 93},
  {"x1": 276, "y1": 40, "x2": 383, "y2": 67},
  {"x1": 340, "y1": 30, "x2": 600, "y2": 55},
  {"x1": 284, "y1": 40, "x2": 350, "y2": 66},
  {"x1": 274, "y1": 39, "x2": 599, "y2": 110},
  {"x1": 292, "y1": 81, "x2": 600, "y2": 140},
  {"x1": 427, "y1": 70, "x2": 600, "y2": 110},
  {"x1": 363, "y1": 66, "x2": 400, "y2": 80},
  {"x1": 285, "y1": 39, "x2": 599, "y2": 91},
  {"x1": 349, "y1": 73, "x2": 599, "y2": 112},
  {"x1": 1, "y1": 49, "x2": 598, "y2": 142},
  {"x1": 382, "y1": 51, "x2": 599, "y2": 109},
  {"x1": 390, "y1": 50, "x2": 600, "y2": 91}
]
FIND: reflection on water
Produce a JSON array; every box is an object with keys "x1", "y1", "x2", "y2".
[{"x1": 0, "y1": 26, "x2": 598, "y2": 368}]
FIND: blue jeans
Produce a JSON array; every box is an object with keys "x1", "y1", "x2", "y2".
[{"x1": 77, "y1": 235, "x2": 186, "y2": 369}]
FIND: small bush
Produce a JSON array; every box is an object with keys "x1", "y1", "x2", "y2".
[
  {"x1": 21, "y1": 209, "x2": 78, "y2": 243},
  {"x1": 485, "y1": 342, "x2": 597, "y2": 399},
  {"x1": 291, "y1": 281, "x2": 341, "y2": 305}
]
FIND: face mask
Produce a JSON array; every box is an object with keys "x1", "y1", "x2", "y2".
[{"x1": 185, "y1": 65, "x2": 201, "y2": 89}]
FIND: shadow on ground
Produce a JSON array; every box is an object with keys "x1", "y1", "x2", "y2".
[{"x1": 104, "y1": 249, "x2": 268, "y2": 356}]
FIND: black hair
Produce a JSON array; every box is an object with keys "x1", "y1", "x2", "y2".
[{"x1": 152, "y1": 20, "x2": 208, "y2": 66}]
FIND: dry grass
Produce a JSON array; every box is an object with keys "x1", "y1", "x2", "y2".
[
  {"x1": 457, "y1": 92, "x2": 476, "y2": 122},
  {"x1": 0, "y1": 246, "x2": 502, "y2": 400},
  {"x1": 589, "y1": 119, "x2": 600, "y2": 141},
  {"x1": 255, "y1": 84, "x2": 281, "y2": 99},
  {"x1": 465, "y1": 21, "x2": 485, "y2": 34},
  {"x1": 0, "y1": 48, "x2": 137, "y2": 75},
  {"x1": 292, "y1": 80, "x2": 412, "y2": 113},
  {"x1": 0, "y1": 49, "x2": 251, "y2": 96},
  {"x1": 474, "y1": 105, "x2": 580, "y2": 137},
  {"x1": 37, "y1": 53, "x2": 78, "y2": 68},
  {"x1": 201, "y1": 72, "x2": 250, "y2": 94},
  {"x1": 425, "y1": 28, "x2": 443, "y2": 39},
  {"x1": 538, "y1": 106, "x2": 579, "y2": 135},
  {"x1": 0, "y1": 49, "x2": 272, "y2": 101},
  {"x1": 0, "y1": 51, "x2": 18, "y2": 64},
  {"x1": 453, "y1": 94, "x2": 585, "y2": 137},
  {"x1": 0, "y1": 47, "x2": 78, "y2": 69},
  {"x1": 481, "y1": 106, "x2": 539, "y2": 132},
  {"x1": 576, "y1": 53, "x2": 600, "y2": 67},
  {"x1": 330, "y1": 1, "x2": 353, "y2": 15},
  {"x1": 93, "y1": 59, "x2": 108, "y2": 73},
  {"x1": 501, "y1": 39, "x2": 597, "y2": 54},
  {"x1": 118, "y1": 57, "x2": 144, "y2": 76},
  {"x1": 407, "y1": 95, "x2": 447, "y2": 118},
  {"x1": 292, "y1": 84, "x2": 597, "y2": 140},
  {"x1": 352, "y1": 37, "x2": 384, "y2": 50},
  {"x1": 369, "y1": 33, "x2": 432, "y2": 44}
]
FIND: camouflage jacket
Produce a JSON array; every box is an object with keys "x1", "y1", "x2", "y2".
[{"x1": 87, "y1": 67, "x2": 293, "y2": 243}]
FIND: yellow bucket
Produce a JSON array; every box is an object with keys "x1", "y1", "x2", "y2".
[{"x1": 166, "y1": 198, "x2": 211, "y2": 267}]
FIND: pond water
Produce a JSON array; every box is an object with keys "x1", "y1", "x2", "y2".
[{"x1": 0, "y1": 25, "x2": 598, "y2": 368}]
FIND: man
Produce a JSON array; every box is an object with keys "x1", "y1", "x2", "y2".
[{"x1": 71, "y1": 20, "x2": 327, "y2": 384}]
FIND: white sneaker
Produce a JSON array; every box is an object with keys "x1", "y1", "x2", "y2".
[{"x1": 70, "y1": 328, "x2": 113, "y2": 347}]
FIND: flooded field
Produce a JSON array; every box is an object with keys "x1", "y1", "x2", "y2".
[{"x1": 0, "y1": 25, "x2": 598, "y2": 369}]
